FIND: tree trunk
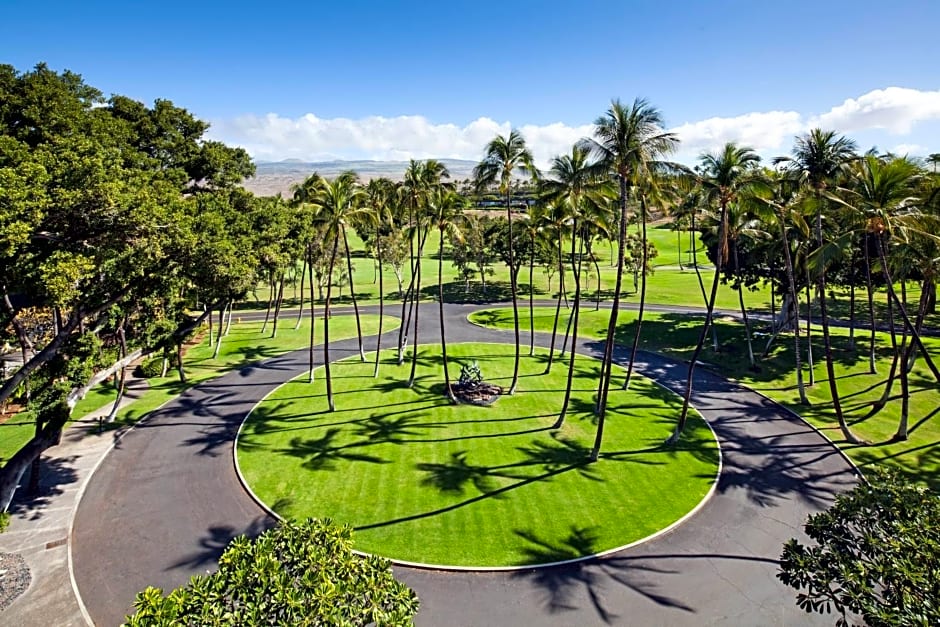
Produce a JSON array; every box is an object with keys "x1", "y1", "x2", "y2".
[
  {"x1": 271, "y1": 274, "x2": 285, "y2": 338},
  {"x1": 847, "y1": 246, "x2": 857, "y2": 351},
  {"x1": 324, "y1": 235, "x2": 340, "y2": 412},
  {"x1": 439, "y1": 226, "x2": 455, "y2": 402},
  {"x1": 555, "y1": 220, "x2": 582, "y2": 429},
  {"x1": 407, "y1": 221, "x2": 424, "y2": 388},
  {"x1": 507, "y1": 189, "x2": 521, "y2": 395},
  {"x1": 374, "y1": 244, "x2": 385, "y2": 378},
  {"x1": 593, "y1": 175, "x2": 629, "y2": 457},
  {"x1": 690, "y1": 210, "x2": 718, "y2": 350},
  {"x1": 529, "y1": 232, "x2": 535, "y2": 357},
  {"x1": 295, "y1": 254, "x2": 307, "y2": 330},
  {"x1": 544, "y1": 231, "x2": 566, "y2": 374},
  {"x1": 105, "y1": 321, "x2": 128, "y2": 424},
  {"x1": 0, "y1": 414, "x2": 67, "y2": 512},
  {"x1": 261, "y1": 273, "x2": 274, "y2": 334},
  {"x1": 779, "y1": 218, "x2": 808, "y2": 404},
  {"x1": 734, "y1": 244, "x2": 756, "y2": 370},
  {"x1": 875, "y1": 234, "x2": 940, "y2": 382},
  {"x1": 622, "y1": 194, "x2": 650, "y2": 390},
  {"x1": 814, "y1": 201, "x2": 862, "y2": 445},
  {"x1": 342, "y1": 226, "x2": 366, "y2": 361},
  {"x1": 670, "y1": 200, "x2": 728, "y2": 445},
  {"x1": 212, "y1": 305, "x2": 225, "y2": 359},
  {"x1": 863, "y1": 239, "x2": 877, "y2": 374},
  {"x1": 805, "y1": 266, "x2": 816, "y2": 385},
  {"x1": 308, "y1": 248, "x2": 317, "y2": 383}
]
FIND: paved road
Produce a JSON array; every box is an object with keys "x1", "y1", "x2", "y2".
[{"x1": 72, "y1": 303, "x2": 858, "y2": 626}]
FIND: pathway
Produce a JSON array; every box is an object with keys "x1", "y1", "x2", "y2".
[{"x1": 43, "y1": 303, "x2": 859, "y2": 625}]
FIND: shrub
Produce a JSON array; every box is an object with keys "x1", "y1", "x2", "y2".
[{"x1": 124, "y1": 518, "x2": 419, "y2": 626}]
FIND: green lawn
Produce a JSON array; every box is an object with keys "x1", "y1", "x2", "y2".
[
  {"x1": 0, "y1": 314, "x2": 394, "y2": 464},
  {"x1": 237, "y1": 343, "x2": 719, "y2": 567},
  {"x1": 470, "y1": 307, "x2": 940, "y2": 490}
]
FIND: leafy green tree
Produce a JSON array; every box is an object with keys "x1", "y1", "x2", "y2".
[
  {"x1": 779, "y1": 471, "x2": 939, "y2": 627},
  {"x1": 125, "y1": 518, "x2": 419, "y2": 626},
  {"x1": 474, "y1": 130, "x2": 534, "y2": 394}
]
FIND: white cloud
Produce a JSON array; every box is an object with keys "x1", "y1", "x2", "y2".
[
  {"x1": 812, "y1": 88, "x2": 940, "y2": 134},
  {"x1": 890, "y1": 143, "x2": 925, "y2": 156},
  {"x1": 209, "y1": 87, "x2": 940, "y2": 166}
]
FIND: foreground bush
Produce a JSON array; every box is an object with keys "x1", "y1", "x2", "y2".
[
  {"x1": 778, "y1": 471, "x2": 939, "y2": 626},
  {"x1": 125, "y1": 518, "x2": 419, "y2": 626}
]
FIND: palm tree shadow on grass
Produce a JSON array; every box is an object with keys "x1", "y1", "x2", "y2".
[{"x1": 278, "y1": 428, "x2": 391, "y2": 472}]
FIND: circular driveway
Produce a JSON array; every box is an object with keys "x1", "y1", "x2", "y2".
[{"x1": 72, "y1": 303, "x2": 858, "y2": 625}]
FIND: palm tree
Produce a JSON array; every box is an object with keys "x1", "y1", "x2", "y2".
[
  {"x1": 538, "y1": 200, "x2": 571, "y2": 374},
  {"x1": 312, "y1": 171, "x2": 366, "y2": 411},
  {"x1": 292, "y1": 173, "x2": 325, "y2": 383},
  {"x1": 582, "y1": 99, "x2": 678, "y2": 459},
  {"x1": 927, "y1": 153, "x2": 940, "y2": 174},
  {"x1": 474, "y1": 130, "x2": 534, "y2": 395},
  {"x1": 670, "y1": 142, "x2": 761, "y2": 445},
  {"x1": 554, "y1": 215, "x2": 585, "y2": 429},
  {"x1": 778, "y1": 129, "x2": 863, "y2": 444}
]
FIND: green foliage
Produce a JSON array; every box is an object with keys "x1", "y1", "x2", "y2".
[
  {"x1": 778, "y1": 471, "x2": 940, "y2": 626},
  {"x1": 0, "y1": 510, "x2": 10, "y2": 532},
  {"x1": 136, "y1": 354, "x2": 177, "y2": 379},
  {"x1": 125, "y1": 518, "x2": 419, "y2": 626},
  {"x1": 457, "y1": 360, "x2": 484, "y2": 387}
]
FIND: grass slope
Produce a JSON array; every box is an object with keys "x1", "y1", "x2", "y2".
[
  {"x1": 470, "y1": 307, "x2": 940, "y2": 490},
  {"x1": 238, "y1": 343, "x2": 719, "y2": 567}
]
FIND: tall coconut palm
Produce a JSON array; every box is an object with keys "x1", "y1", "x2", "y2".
[
  {"x1": 582, "y1": 99, "x2": 678, "y2": 459},
  {"x1": 777, "y1": 129, "x2": 863, "y2": 445},
  {"x1": 474, "y1": 130, "x2": 534, "y2": 395},
  {"x1": 554, "y1": 216, "x2": 585, "y2": 429},
  {"x1": 312, "y1": 171, "x2": 366, "y2": 411},
  {"x1": 292, "y1": 173, "x2": 325, "y2": 382},
  {"x1": 670, "y1": 142, "x2": 761, "y2": 445},
  {"x1": 538, "y1": 200, "x2": 571, "y2": 374}
]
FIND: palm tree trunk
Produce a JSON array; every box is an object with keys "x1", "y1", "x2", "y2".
[
  {"x1": 212, "y1": 305, "x2": 225, "y2": 359},
  {"x1": 594, "y1": 175, "x2": 629, "y2": 456},
  {"x1": 875, "y1": 234, "x2": 940, "y2": 382},
  {"x1": 407, "y1": 222, "x2": 424, "y2": 388},
  {"x1": 324, "y1": 235, "x2": 339, "y2": 411},
  {"x1": 544, "y1": 231, "x2": 565, "y2": 374},
  {"x1": 308, "y1": 247, "x2": 316, "y2": 383},
  {"x1": 341, "y1": 226, "x2": 366, "y2": 361},
  {"x1": 439, "y1": 226, "x2": 455, "y2": 402},
  {"x1": 691, "y1": 209, "x2": 718, "y2": 350},
  {"x1": 864, "y1": 238, "x2": 877, "y2": 374},
  {"x1": 529, "y1": 232, "x2": 535, "y2": 357},
  {"x1": 261, "y1": 273, "x2": 274, "y2": 334},
  {"x1": 779, "y1": 219, "x2": 808, "y2": 404},
  {"x1": 805, "y1": 265, "x2": 816, "y2": 385},
  {"x1": 670, "y1": 200, "x2": 728, "y2": 445},
  {"x1": 295, "y1": 254, "x2": 307, "y2": 330},
  {"x1": 270, "y1": 274, "x2": 285, "y2": 338},
  {"x1": 814, "y1": 202, "x2": 862, "y2": 444},
  {"x1": 847, "y1": 246, "x2": 857, "y2": 351},
  {"x1": 733, "y1": 244, "x2": 756, "y2": 370},
  {"x1": 507, "y1": 189, "x2": 521, "y2": 395},
  {"x1": 622, "y1": 193, "x2": 650, "y2": 390},
  {"x1": 105, "y1": 320, "x2": 128, "y2": 424},
  {"x1": 876, "y1": 285, "x2": 899, "y2": 411},
  {"x1": 555, "y1": 220, "x2": 582, "y2": 429},
  {"x1": 374, "y1": 243, "x2": 385, "y2": 378}
]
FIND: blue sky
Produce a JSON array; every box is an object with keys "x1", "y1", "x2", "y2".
[{"x1": 4, "y1": 0, "x2": 940, "y2": 165}]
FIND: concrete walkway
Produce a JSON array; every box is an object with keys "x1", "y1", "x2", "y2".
[{"x1": 0, "y1": 370, "x2": 148, "y2": 626}]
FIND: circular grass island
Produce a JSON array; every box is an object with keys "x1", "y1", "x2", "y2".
[{"x1": 236, "y1": 343, "x2": 719, "y2": 568}]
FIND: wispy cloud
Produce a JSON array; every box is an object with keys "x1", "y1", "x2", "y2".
[{"x1": 209, "y1": 87, "x2": 940, "y2": 166}]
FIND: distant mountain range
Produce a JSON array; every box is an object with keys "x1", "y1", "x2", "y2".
[{"x1": 242, "y1": 158, "x2": 479, "y2": 197}]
